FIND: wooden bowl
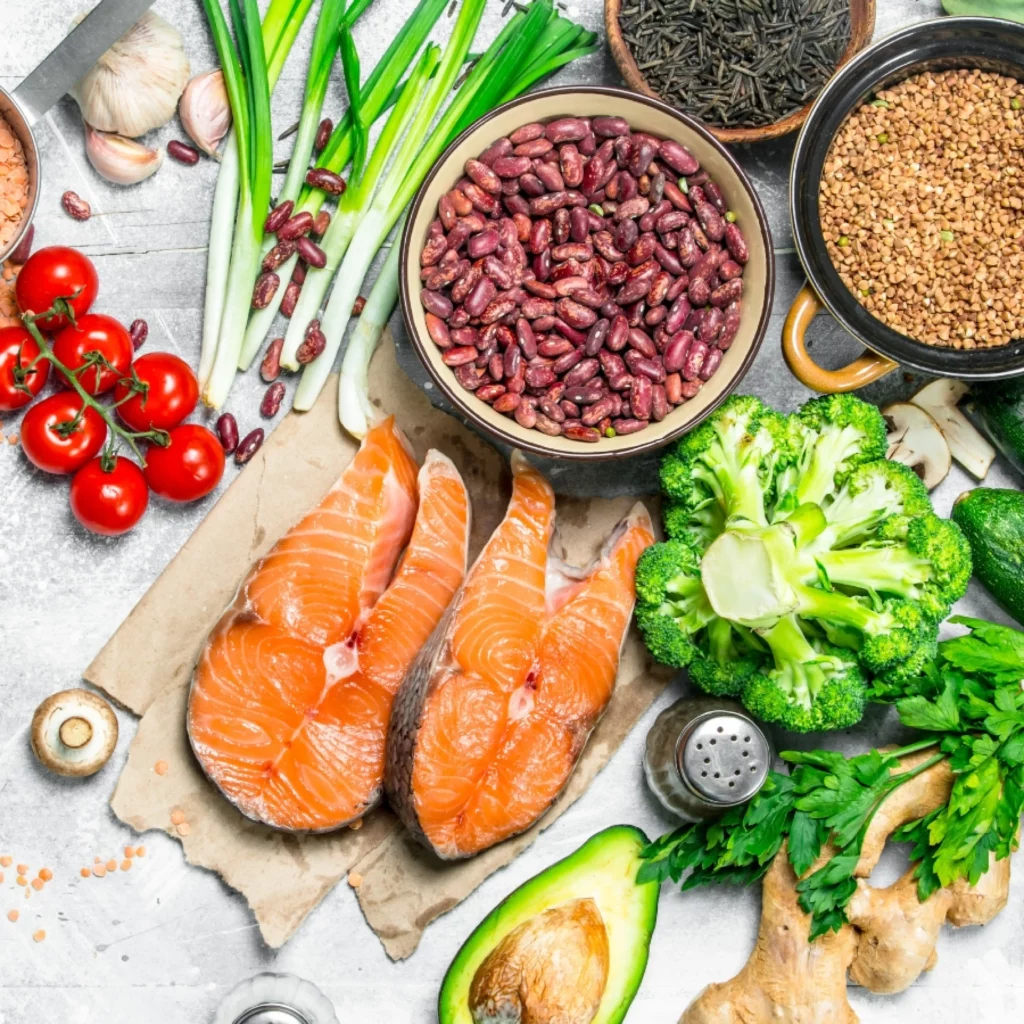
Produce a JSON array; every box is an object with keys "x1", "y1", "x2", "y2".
[
  {"x1": 400, "y1": 86, "x2": 775, "y2": 462},
  {"x1": 605, "y1": 0, "x2": 876, "y2": 145}
]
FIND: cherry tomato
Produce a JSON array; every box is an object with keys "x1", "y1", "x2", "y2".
[
  {"x1": 20, "y1": 392, "x2": 107, "y2": 474},
  {"x1": 52, "y1": 314, "x2": 133, "y2": 395},
  {"x1": 144, "y1": 424, "x2": 225, "y2": 502},
  {"x1": 114, "y1": 352, "x2": 198, "y2": 431},
  {"x1": 15, "y1": 247, "x2": 99, "y2": 330},
  {"x1": 0, "y1": 325, "x2": 50, "y2": 411},
  {"x1": 69, "y1": 456, "x2": 149, "y2": 536}
]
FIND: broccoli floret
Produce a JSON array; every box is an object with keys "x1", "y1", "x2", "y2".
[
  {"x1": 660, "y1": 395, "x2": 789, "y2": 531},
  {"x1": 687, "y1": 617, "x2": 763, "y2": 696},
  {"x1": 740, "y1": 615, "x2": 866, "y2": 733},
  {"x1": 634, "y1": 540, "x2": 715, "y2": 667},
  {"x1": 865, "y1": 636, "x2": 938, "y2": 702},
  {"x1": 820, "y1": 460, "x2": 932, "y2": 548},
  {"x1": 662, "y1": 497, "x2": 725, "y2": 551},
  {"x1": 813, "y1": 514, "x2": 972, "y2": 621},
  {"x1": 777, "y1": 395, "x2": 888, "y2": 510}
]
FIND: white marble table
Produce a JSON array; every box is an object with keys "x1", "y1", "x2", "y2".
[{"x1": 1, "y1": 1, "x2": 1022, "y2": 1020}]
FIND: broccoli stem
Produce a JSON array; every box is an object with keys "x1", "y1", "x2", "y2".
[
  {"x1": 796, "y1": 425, "x2": 867, "y2": 508},
  {"x1": 814, "y1": 546, "x2": 932, "y2": 600},
  {"x1": 759, "y1": 614, "x2": 832, "y2": 709},
  {"x1": 791, "y1": 582, "x2": 891, "y2": 636}
]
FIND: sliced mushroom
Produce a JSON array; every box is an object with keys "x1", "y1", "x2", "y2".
[
  {"x1": 910, "y1": 379, "x2": 995, "y2": 481},
  {"x1": 30, "y1": 689, "x2": 118, "y2": 777},
  {"x1": 883, "y1": 402, "x2": 952, "y2": 490}
]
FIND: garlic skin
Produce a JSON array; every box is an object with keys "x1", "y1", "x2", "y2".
[
  {"x1": 179, "y1": 70, "x2": 232, "y2": 158},
  {"x1": 85, "y1": 125, "x2": 164, "y2": 185},
  {"x1": 71, "y1": 11, "x2": 190, "y2": 138}
]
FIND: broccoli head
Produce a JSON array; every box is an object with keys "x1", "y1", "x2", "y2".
[{"x1": 638, "y1": 392, "x2": 966, "y2": 731}]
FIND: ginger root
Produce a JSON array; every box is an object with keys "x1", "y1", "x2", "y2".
[{"x1": 681, "y1": 753, "x2": 1014, "y2": 1024}]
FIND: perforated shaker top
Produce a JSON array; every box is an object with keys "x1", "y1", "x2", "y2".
[
  {"x1": 678, "y1": 713, "x2": 770, "y2": 805},
  {"x1": 233, "y1": 1006, "x2": 313, "y2": 1024}
]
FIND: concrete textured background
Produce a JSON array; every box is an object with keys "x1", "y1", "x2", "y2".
[{"x1": 1, "y1": 0, "x2": 1022, "y2": 1020}]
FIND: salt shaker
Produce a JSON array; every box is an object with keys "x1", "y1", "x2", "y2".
[
  {"x1": 644, "y1": 696, "x2": 773, "y2": 821},
  {"x1": 213, "y1": 973, "x2": 339, "y2": 1024}
]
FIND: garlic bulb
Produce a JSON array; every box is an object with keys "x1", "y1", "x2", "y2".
[
  {"x1": 71, "y1": 11, "x2": 190, "y2": 138},
  {"x1": 85, "y1": 125, "x2": 164, "y2": 185},
  {"x1": 179, "y1": 70, "x2": 232, "y2": 158}
]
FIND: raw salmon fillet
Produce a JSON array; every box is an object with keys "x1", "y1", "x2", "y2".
[
  {"x1": 386, "y1": 452, "x2": 653, "y2": 859},
  {"x1": 188, "y1": 419, "x2": 470, "y2": 832}
]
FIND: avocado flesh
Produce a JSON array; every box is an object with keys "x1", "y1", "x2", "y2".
[{"x1": 439, "y1": 825, "x2": 659, "y2": 1024}]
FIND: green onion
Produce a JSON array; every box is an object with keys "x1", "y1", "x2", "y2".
[
  {"x1": 200, "y1": 0, "x2": 275, "y2": 409},
  {"x1": 198, "y1": 0, "x2": 314, "y2": 391},
  {"x1": 238, "y1": 0, "x2": 452, "y2": 369}
]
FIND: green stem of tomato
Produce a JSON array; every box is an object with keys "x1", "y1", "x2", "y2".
[{"x1": 19, "y1": 301, "x2": 169, "y2": 469}]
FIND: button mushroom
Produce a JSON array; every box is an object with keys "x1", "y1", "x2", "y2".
[
  {"x1": 30, "y1": 689, "x2": 118, "y2": 777},
  {"x1": 883, "y1": 402, "x2": 951, "y2": 490},
  {"x1": 910, "y1": 379, "x2": 995, "y2": 481}
]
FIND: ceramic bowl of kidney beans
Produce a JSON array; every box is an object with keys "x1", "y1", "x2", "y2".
[{"x1": 401, "y1": 89, "x2": 774, "y2": 459}]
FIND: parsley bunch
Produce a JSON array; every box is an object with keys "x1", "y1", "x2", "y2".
[{"x1": 640, "y1": 616, "x2": 1024, "y2": 941}]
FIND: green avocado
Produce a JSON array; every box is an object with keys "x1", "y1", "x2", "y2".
[
  {"x1": 952, "y1": 487, "x2": 1024, "y2": 626},
  {"x1": 438, "y1": 825, "x2": 659, "y2": 1024}
]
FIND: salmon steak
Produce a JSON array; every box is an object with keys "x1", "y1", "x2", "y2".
[
  {"x1": 386, "y1": 452, "x2": 654, "y2": 859},
  {"x1": 188, "y1": 418, "x2": 471, "y2": 832}
]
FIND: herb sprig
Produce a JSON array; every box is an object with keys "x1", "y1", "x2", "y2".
[{"x1": 641, "y1": 616, "x2": 1024, "y2": 941}]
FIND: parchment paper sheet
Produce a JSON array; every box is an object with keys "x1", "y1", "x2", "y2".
[{"x1": 85, "y1": 332, "x2": 672, "y2": 953}]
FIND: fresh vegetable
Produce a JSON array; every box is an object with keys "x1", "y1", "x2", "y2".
[
  {"x1": 84, "y1": 126, "x2": 165, "y2": 186},
  {"x1": 637, "y1": 394, "x2": 971, "y2": 732},
  {"x1": 20, "y1": 393, "x2": 107, "y2": 474},
  {"x1": 970, "y1": 377, "x2": 1024, "y2": 479},
  {"x1": 641, "y1": 616, "x2": 1024, "y2": 946},
  {"x1": 439, "y1": 826, "x2": 659, "y2": 1024},
  {"x1": 143, "y1": 424, "x2": 225, "y2": 502},
  {"x1": 15, "y1": 246, "x2": 99, "y2": 330},
  {"x1": 69, "y1": 11, "x2": 190, "y2": 139},
  {"x1": 52, "y1": 314, "x2": 134, "y2": 395},
  {"x1": 0, "y1": 326, "x2": 48, "y2": 410},
  {"x1": 113, "y1": 352, "x2": 199, "y2": 432},
  {"x1": 30, "y1": 689, "x2": 119, "y2": 778},
  {"x1": 883, "y1": 400, "x2": 950, "y2": 489},
  {"x1": 70, "y1": 456, "x2": 149, "y2": 536},
  {"x1": 909, "y1": 378, "x2": 994, "y2": 480},
  {"x1": 952, "y1": 489, "x2": 1024, "y2": 627},
  {"x1": 178, "y1": 69, "x2": 232, "y2": 158}
]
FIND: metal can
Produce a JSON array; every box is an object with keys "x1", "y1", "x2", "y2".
[{"x1": 643, "y1": 696, "x2": 772, "y2": 821}]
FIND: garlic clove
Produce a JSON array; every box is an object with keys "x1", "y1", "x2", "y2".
[
  {"x1": 71, "y1": 11, "x2": 190, "y2": 138},
  {"x1": 179, "y1": 70, "x2": 232, "y2": 159},
  {"x1": 85, "y1": 125, "x2": 164, "y2": 185}
]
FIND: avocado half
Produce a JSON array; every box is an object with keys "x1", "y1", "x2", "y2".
[{"x1": 439, "y1": 825, "x2": 659, "y2": 1024}]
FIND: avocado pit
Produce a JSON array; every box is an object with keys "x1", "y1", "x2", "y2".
[{"x1": 469, "y1": 898, "x2": 610, "y2": 1024}]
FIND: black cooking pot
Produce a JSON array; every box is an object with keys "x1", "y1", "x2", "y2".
[{"x1": 784, "y1": 16, "x2": 1024, "y2": 393}]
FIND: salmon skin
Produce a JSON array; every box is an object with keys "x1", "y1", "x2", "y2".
[
  {"x1": 187, "y1": 419, "x2": 471, "y2": 833},
  {"x1": 386, "y1": 452, "x2": 654, "y2": 860}
]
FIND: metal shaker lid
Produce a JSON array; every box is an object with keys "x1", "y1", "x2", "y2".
[
  {"x1": 677, "y1": 711, "x2": 770, "y2": 805},
  {"x1": 233, "y1": 1006, "x2": 314, "y2": 1024}
]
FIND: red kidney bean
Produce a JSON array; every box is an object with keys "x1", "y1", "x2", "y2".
[
  {"x1": 717, "y1": 301, "x2": 742, "y2": 350},
  {"x1": 628, "y1": 328, "x2": 657, "y2": 359},
  {"x1": 463, "y1": 182, "x2": 497, "y2": 213},
  {"x1": 455, "y1": 364, "x2": 486, "y2": 390},
  {"x1": 425, "y1": 312, "x2": 452, "y2": 349},
  {"x1": 558, "y1": 399, "x2": 579, "y2": 419},
  {"x1": 465, "y1": 276, "x2": 497, "y2": 318},
  {"x1": 420, "y1": 288, "x2": 453, "y2": 318},
  {"x1": 451, "y1": 265, "x2": 481, "y2": 305},
  {"x1": 585, "y1": 318, "x2": 610, "y2": 355},
  {"x1": 264, "y1": 199, "x2": 294, "y2": 234},
  {"x1": 481, "y1": 296, "x2": 517, "y2": 324},
  {"x1": 695, "y1": 200, "x2": 726, "y2": 242},
  {"x1": 568, "y1": 207, "x2": 590, "y2": 244},
  {"x1": 537, "y1": 337, "x2": 573, "y2": 358},
  {"x1": 549, "y1": 208, "x2": 569, "y2": 246},
  {"x1": 536, "y1": 398, "x2": 565, "y2": 423},
  {"x1": 515, "y1": 318, "x2": 538, "y2": 359},
  {"x1": 628, "y1": 138, "x2": 657, "y2": 179},
  {"x1": 448, "y1": 189, "x2": 472, "y2": 216},
  {"x1": 630, "y1": 374, "x2": 653, "y2": 420},
  {"x1": 514, "y1": 138, "x2": 554, "y2": 158},
  {"x1": 592, "y1": 116, "x2": 630, "y2": 137},
  {"x1": 524, "y1": 365, "x2": 556, "y2": 389},
  {"x1": 235, "y1": 428, "x2": 264, "y2": 465},
  {"x1": 608, "y1": 418, "x2": 643, "y2": 435},
  {"x1": 700, "y1": 347, "x2": 724, "y2": 381},
  {"x1": 216, "y1": 413, "x2": 239, "y2": 454},
  {"x1": 503, "y1": 343, "x2": 521, "y2": 379},
  {"x1": 443, "y1": 346, "x2": 479, "y2": 368},
  {"x1": 280, "y1": 281, "x2": 301, "y2": 317},
  {"x1": 504, "y1": 193, "x2": 531, "y2": 217},
  {"x1": 482, "y1": 255, "x2": 512, "y2": 290},
  {"x1": 578, "y1": 396, "x2": 612, "y2": 426},
  {"x1": 519, "y1": 173, "x2": 546, "y2": 197},
  {"x1": 563, "y1": 357, "x2": 600, "y2": 387},
  {"x1": 552, "y1": 346, "x2": 584, "y2": 375},
  {"x1": 465, "y1": 159, "x2": 502, "y2": 194},
  {"x1": 553, "y1": 319, "x2": 588, "y2": 345},
  {"x1": 598, "y1": 349, "x2": 627, "y2": 378},
  {"x1": 682, "y1": 339, "x2": 708, "y2": 381},
  {"x1": 703, "y1": 180, "x2": 726, "y2": 213},
  {"x1": 724, "y1": 223, "x2": 750, "y2": 264},
  {"x1": 710, "y1": 279, "x2": 743, "y2": 307},
  {"x1": 164, "y1": 139, "x2": 199, "y2": 165},
  {"x1": 510, "y1": 123, "x2": 545, "y2": 145},
  {"x1": 545, "y1": 118, "x2": 588, "y2": 143},
  {"x1": 492, "y1": 156, "x2": 531, "y2": 178},
  {"x1": 613, "y1": 135, "x2": 633, "y2": 168},
  {"x1": 295, "y1": 236, "x2": 327, "y2": 269},
  {"x1": 640, "y1": 200, "x2": 671, "y2": 232},
  {"x1": 532, "y1": 412, "x2": 562, "y2": 437},
  {"x1": 562, "y1": 383, "x2": 601, "y2": 406},
  {"x1": 688, "y1": 277, "x2": 710, "y2": 307},
  {"x1": 466, "y1": 229, "x2": 499, "y2": 259},
  {"x1": 261, "y1": 239, "x2": 296, "y2": 273},
  {"x1": 624, "y1": 350, "x2": 666, "y2": 382},
  {"x1": 614, "y1": 196, "x2": 650, "y2": 222},
  {"x1": 494, "y1": 392, "x2": 521, "y2": 414},
  {"x1": 533, "y1": 162, "x2": 563, "y2": 195},
  {"x1": 475, "y1": 383, "x2": 505, "y2": 404},
  {"x1": 251, "y1": 271, "x2": 280, "y2": 309},
  {"x1": 524, "y1": 279, "x2": 557, "y2": 301},
  {"x1": 261, "y1": 381, "x2": 286, "y2": 418},
  {"x1": 665, "y1": 373, "x2": 683, "y2": 404},
  {"x1": 646, "y1": 305, "x2": 667, "y2": 327},
  {"x1": 512, "y1": 398, "x2": 537, "y2": 428},
  {"x1": 277, "y1": 211, "x2": 314, "y2": 242},
  {"x1": 701, "y1": 307, "x2": 725, "y2": 343},
  {"x1": 692, "y1": 223, "x2": 711, "y2": 251},
  {"x1": 512, "y1": 212, "x2": 533, "y2": 242},
  {"x1": 657, "y1": 139, "x2": 699, "y2": 176},
  {"x1": 560, "y1": 144, "x2": 583, "y2": 187},
  {"x1": 305, "y1": 168, "x2": 346, "y2": 195},
  {"x1": 718, "y1": 259, "x2": 743, "y2": 282},
  {"x1": 315, "y1": 117, "x2": 333, "y2": 153},
  {"x1": 605, "y1": 315, "x2": 630, "y2": 352},
  {"x1": 292, "y1": 321, "x2": 323, "y2": 365},
  {"x1": 663, "y1": 331, "x2": 694, "y2": 373},
  {"x1": 560, "y1": 423, "x2": 598, "y2": 442},
  {"x1": 556, "y1": 298, "x2": 598, "y2": 330}
]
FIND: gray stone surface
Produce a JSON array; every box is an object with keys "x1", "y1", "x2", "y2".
[{"x1": 1, "y1": 0, "x2": 1022, "y2": 1020}]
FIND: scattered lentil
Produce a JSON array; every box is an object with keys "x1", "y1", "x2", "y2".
[
  {"x1": 32, "y1": 929, "x2": 46, "y2": 942},
  {"x1": 30, "y1": 878, "x2": 43, "y2": 891},
  {"x1": 106, "y1": 859, "x2": 117, "y2": 872},
  {"x1": 820, "y1": 69, "x2": 1024, "y2": 348},
  {"x1": 154, "y1": 760, "x2": 169, "y2": 776},
  {"x1": 136, "y1": 846, "x2": 146, "y2": 858},
  {"x1": 176, "y1": 823, "x2": 191, "y2": 837},
  {"x1": 38, "y1": 868, "x2": 52, "y2": 882},
  {"x1": 80, "y1": 867, "x2": 91, "y2": 878},
  {"x1": 348, "y1": 871, "x2": 363, "y2": 887},
  {"x1": 170, "y1": 809, "x2": 186, "y2": 826},
  {"x1": 120, "y1": 859, "x2": 132, "y2": 872},
  {"x1": 7, "y1": 910, "x2": 18, "y2": 922}
]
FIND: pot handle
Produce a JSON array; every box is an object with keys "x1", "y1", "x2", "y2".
[{"x1": 782, "y1": 284, "x2": 898, "y2": 393}]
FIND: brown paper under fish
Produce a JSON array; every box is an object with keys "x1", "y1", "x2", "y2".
[{"x1": 85, "y1": 331, "x2": 672, "y2": 954}]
